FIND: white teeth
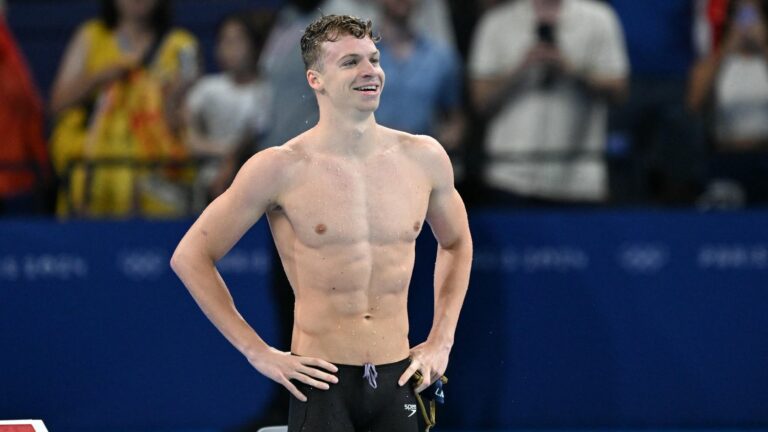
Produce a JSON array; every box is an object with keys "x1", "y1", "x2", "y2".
[{"x1": 356, "y1": 86, "x2": 377, "y2": 91}]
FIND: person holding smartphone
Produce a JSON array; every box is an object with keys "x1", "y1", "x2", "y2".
[
  {"x1": 468, "y1": 0, "x2": 629, "y2": 206},
  {"x1": 689, "y1": 0, "x2": 768, "y2": 206}
]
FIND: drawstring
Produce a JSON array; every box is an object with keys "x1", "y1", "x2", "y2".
[{"x1": 362, "y1": 363, "x2": 378, "y2": 389}]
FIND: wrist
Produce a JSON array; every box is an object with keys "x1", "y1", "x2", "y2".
[
  {"x1": 240, "y1": 338, "x2": 270, "y2": 362},
  {"x1": 427, "y1": 334, "x2": 454, "y2": 351}
]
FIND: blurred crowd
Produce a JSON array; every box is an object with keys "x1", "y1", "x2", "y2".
[{"x1": 2, "y1": 0, "x2": 768, "y2": 218}]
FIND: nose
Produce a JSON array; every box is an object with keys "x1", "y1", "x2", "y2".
[{"x1": 359, "y1": 58, "x2": 377, "y2": 76}]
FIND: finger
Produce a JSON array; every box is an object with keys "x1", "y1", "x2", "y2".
[
  {"x1": 291, "y1": 371, "x2": 331, "y2": 390},
  {"x1": 283, "y1": 379, "x2": 307, "y2": 402},
  {"x1": 398, "y1": 362, "x2": 420, "y2": 387},
  {"x1": 298, "y1": 365, "x2": 339, "y2": 384},
  {"x1": 416, "y1": 369, "x2": 433, "y2": 393},
  {"x1": 430, "y1": 370, "x2": 442, "y2": 384},
  {"x1": 302, "y1": 357, "x2": 339, "y2": 374}
]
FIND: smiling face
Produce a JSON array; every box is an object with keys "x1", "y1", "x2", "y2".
[{"x1": 308, "y1": 34, "x2": 386, "y2": 114}]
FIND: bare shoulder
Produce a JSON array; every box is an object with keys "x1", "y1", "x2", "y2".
[
  {"x1": 235, "y1": 138, "x2": 307, "y2": 197},
  {"x1": 240, "y1": 145, "x2": 295, "y2": 176},
  {"x1": 384, "y1": 127, "x2": 454, "y2": 188}
]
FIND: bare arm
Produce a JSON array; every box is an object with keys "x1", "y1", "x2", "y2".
[
  {"x1": 688, "y1": 50, "x2": 726, "y2": 113},
  {"x1": 49, "y1": 26, "x2": 136, "y2": 116},
  {"x1": 471, "y1": 44, "x2": 627, "y2": 117},
  {"x1": 399, "y1": 137, "x2": 473, "y2": 391},
  {"x1": 436, "y1": 107, "x2": 466, "y2": 152},
  {"x1": 470, "y1": 54, "x2": 532, "y2": 117},
  {"x1": 170, "y1": 147, "x2": 338, "y2": 400},
  {"x1": 569, "y1": 69, "x2": 627, "y2": 102}
]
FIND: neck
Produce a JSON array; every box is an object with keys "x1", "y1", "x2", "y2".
[
  {"x1": 314, "y1": 105, "x2": 379, "y2": 157},
  {"x1": 118, "y1": 19, "x2": 153, "y2": 37}
]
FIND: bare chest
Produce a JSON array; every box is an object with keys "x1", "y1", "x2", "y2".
[{"x1": 278, "y1": 155, "x2": 430, "y2": 246}]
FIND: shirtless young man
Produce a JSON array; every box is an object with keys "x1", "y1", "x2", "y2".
[{"x1": 170, "y1": 14, "x2": 472, "y2": 431}]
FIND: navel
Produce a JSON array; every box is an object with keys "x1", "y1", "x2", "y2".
[{"x1": 315, "y1": 223, "x2": 327, "y2": 234}]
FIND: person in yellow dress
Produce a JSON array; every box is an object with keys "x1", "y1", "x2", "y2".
[{"x1": 50, "y1": 0, "x2": 199, "y2": 218}]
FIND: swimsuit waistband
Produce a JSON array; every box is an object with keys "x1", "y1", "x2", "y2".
[
  {"x1": 291, "y1": 353, "x2": 410, "y2": 372},
  {"x1": 336, "y1": 357, "x2": 410, "y2": 373}
]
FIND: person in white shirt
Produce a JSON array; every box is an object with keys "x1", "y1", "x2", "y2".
[
  {"x1": 185, "y1": 12, "x2": 273, "y2": 208},
  {"x1": 469, "y1": 0, "x2": 628, "y2": 204},
  {"x1": 689, "y1": 0, "x2": 768, "y2": 205}
]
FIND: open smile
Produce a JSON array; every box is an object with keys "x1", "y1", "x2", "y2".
[{"x1": 352, "y1": 84, "x2": 380, "y2": 95}]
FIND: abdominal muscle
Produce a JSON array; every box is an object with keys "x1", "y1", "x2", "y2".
[{"x1": 282, "y1": 240, "x2": 415, "y2": 365}]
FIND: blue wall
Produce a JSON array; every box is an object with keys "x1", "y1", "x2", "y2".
[{"x1": 2, "y1": 211, "x2": 768, "y2": 430}]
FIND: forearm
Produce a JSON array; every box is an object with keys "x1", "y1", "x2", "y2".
[
  {"x1": 170, "y1": 250, "x2": 269, "y2": 359},
  {"x1": 50, "y1": 72, "x2": 109, "y2": 116},
  {"x1": 570, "y1": 70, "x2": 627, "y2": 103},
  {"x1": 428, "y1": 237, "x2": 473, "y2": 349},
  {"x1": 688, "y1": 52, "x2": 725, "y2": 112},
  {"x1": 472, "y1": 65, "x2": 529, "y2": 117}
]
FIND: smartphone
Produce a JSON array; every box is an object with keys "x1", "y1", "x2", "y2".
[{"x1": 536, "y1": 22, "x2": 556, "y2": 45}]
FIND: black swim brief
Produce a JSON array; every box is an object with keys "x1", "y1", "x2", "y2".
[{"x1": 288, "y1": 357, "x2": 419, "y2": 432}]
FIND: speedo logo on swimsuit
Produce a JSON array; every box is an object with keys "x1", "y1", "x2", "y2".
[{"x1": 404, "y1": 404, "x2": 417, "y2": 417}]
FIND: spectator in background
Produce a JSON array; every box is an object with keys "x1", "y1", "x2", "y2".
[
  {"x1": 236, "y1": 2, "x2": 325, "y2": 429},
  {"x1": 608, "y1": 0, "x2": 706, "y2": 205},
  {"x1": 258, "y1": 0, "x2": 324, "y2": 151},
  {"x1": 184, "y1": 12, "x2": 273, "y2": 211},
  {"x1": 49, "y1": 0, "x2": 199, "y2": 218},
  {"x1": 323, "y1": 0, "x2": 457, "y2": 48},
  {"x1": 689, "y1": 0, "x2": 768, "y2": 207},
  {"x1": 375, "y1": 0, "x2": 465, "y2": 175},
  {"x1": 0, "y1": 0, "x2": 50, "y2": 216},
  {"x1": 259, "y1": 0, "x2": 456, "y2": 152},
  {"x1": 469, "y1": 0, "x2": 628, "y2": 206}
]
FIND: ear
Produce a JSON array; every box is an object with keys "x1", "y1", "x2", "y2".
[{"x1": 306, "y1": 68, "x2": 323, "y2": 92}]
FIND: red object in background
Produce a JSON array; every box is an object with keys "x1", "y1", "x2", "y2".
[
  {"x1": 708, "y1": 0, "x2": 730, "y2": 49},
  {"x1": 0, "y1": 13, "x2": 49, "y2": 198},
  {"x1": 0, "y1": 426, "x2": 37, "y2": 432}
]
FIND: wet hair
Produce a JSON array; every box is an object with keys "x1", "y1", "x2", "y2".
[
  {"x1": 217, "y1": 10, "x2": 275, "y2": 69},
  {"x1": 100, "y1": 0, "x2": 172, "y2": 34},
  {"x1": 300, "y1": 14, "x2": 380, "y2": 70}
]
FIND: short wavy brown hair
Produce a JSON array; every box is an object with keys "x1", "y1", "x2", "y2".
[{"x1": 300, "y1": 14, "x2": 379, "y2": 70}]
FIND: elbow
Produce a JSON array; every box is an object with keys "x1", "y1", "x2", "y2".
[
  {"x1": 686, "y1": 93, "x2": 705, "y2": 114},
  {"x1": 49, "y1": 98, "x2": 64, "y2": 118},
  {"x1": 611, "y1": 84, "x2": 629, "y2": 104},
  {"x1": 49, "y1": 91, "x2": 73, "y2": 118},
  {"x1": 169, "y1": 252, "x2": 182, "y2": 275},
  {"x1": 443, "y1": 232, "x2": 473, "y2": 258},
  {"x1": 604, "y1": 79, "x2": 628, "y2": 104},
  {"x1": 169, "y1": 247, "x2": 189, "y2": 275}
]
